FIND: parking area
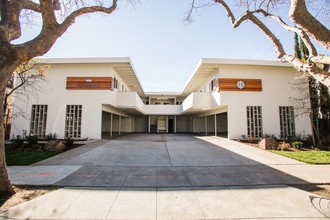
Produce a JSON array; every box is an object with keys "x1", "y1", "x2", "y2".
[
  {"x1": 3, "y1": 134, "x2": 330, "y2": 219},
  {"x1": 8, "y1": 134, "x2": 330, "y2": 187}
]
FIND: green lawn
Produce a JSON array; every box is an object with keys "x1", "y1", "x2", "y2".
[
  {"x1": 271, "y1": 150, "x2": 330, "y2": 164},
  {"x1": 5, "y1": 147, "x2": 61, "y2": 166}
]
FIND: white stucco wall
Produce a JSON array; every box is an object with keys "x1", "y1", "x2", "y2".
[
  {"x1": 216, "y1": 64, "x2": 311, "y2": 139},
  {"x1": 11, "y1": 63, "x2": 126, "y2": 139},
  {"x1": 10, "y1": 59, "x2": 311, "y2": 141}
]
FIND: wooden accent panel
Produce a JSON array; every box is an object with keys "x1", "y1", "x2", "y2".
[
  {"x1": 218, "y1": 78, "x2": 262, "y2": 92},
  {"x1": 66, "y1": 77, "x2": 113, "y2": 90}
]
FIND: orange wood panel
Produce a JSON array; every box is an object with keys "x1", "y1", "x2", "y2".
[
  {"x1": 66, "y1": 77, "x2": 113, "y2": 90},
  {"x1": 218, "y1": 78, "x2": 262, "y2": 92}
]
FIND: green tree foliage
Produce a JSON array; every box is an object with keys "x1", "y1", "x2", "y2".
[{"x1": 294, "y1": 32, "x2": 330, "y2": 147}]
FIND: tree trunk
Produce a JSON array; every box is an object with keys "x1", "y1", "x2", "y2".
[{"x1": 0, "y1": 64, "x2": 17, "y2": 197}]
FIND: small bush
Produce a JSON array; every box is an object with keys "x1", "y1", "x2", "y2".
[
  {"x1": 263, "y1": 134, "x2": 278, "y2": 141},
  {"x1": 46, "y1": 133, "x2": 58, "y2": 141},
  {"x1": 64, "y1": 138, "x2": 75, "y2": 149},
  {"x1": 319, "y1": 135, "x2": 330, "y2": 151},
  {"x1": 25, "y1": 135, "x2": 39, "y2": 148},
  {"x1": 291, "y1": 141, "x2": 303, "y2": 149},
  {"x1": 10, "y1": 135, "x2": 24, "y2": 149},
  {"x1": 304, "y1": 134, "x2": 314, "y2": 148}
]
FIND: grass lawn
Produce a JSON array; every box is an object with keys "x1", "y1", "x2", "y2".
[
  {"x1": 271, "y1": 150, "x2": 330, "y2": 164},
  {"x1": 5, "y1": 146, "x2": 61, "y2": 166}
]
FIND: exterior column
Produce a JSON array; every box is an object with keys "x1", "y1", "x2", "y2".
[
  {"x1": 166, "y1": 116, "x2": 168, "y2": 133},
  {"x1": 148, "y1": 116, "x2": 150, "y2": 133},
  {"x1": 119, "y1": 115, "x2": 121, "y2": 135},
  {"x1": 205, "y1": 116, "x2": 208, "y2": 135},
  {"x1": 174, "y1": 115, "x2": 177, "y2": 133},
  {"x1": 214, "y1": 114, "x2": 217, "y2": 137},
  {"x1": 123, "y1": 117, "x2": 126, "y2": 133},
  {"x1": 110, "y1": 113, "x2": 113, "y2": 137}
]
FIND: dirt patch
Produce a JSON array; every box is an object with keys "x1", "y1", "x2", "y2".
[
  {"x1": 0, "y1": 186, "x2": 57, "y2": 213},
  {"x1": 290, "y1": 184, "x2": 330, "y2": 199}
]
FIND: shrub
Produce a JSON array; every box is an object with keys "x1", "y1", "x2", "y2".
[
  {"x1": 291, "y1": 141, "x2": 303, "y2": 149},
  {"x1": 25, "y1": 135, "x2": 39, "y2": 148},
  {"x1": 10, "y1": 135, "x2": 24, "y2": 149},
  {"x1": 319, "y1": 135, "x2": 330, "y2": 151},
  {"x1": 304, "y1": 134, "x2": 314, "y2": 148},
  {"x1": 46, "y1": 133, "x2": 58, "y2": 141},
  {"x1": 64, "y1": 138, "x2": 75, "y2": 149},
  {"x1": 263, "y1": 134, "x2": 278, "y2": 140}
]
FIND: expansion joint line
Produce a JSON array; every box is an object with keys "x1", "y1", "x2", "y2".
[{"x1": 164, "y1": 141, "x2": 173, "y2": 167}]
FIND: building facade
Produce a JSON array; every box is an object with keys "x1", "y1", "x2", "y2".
[{"x1": 11, "y1": 57, "x2": 311, "y2": 140}]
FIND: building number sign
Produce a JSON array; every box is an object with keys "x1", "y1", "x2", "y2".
[{"x1": 236, "y1": 80, "x2": 245, "y2": 89}]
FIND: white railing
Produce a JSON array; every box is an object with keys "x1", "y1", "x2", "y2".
[
  {"x1": 144, "y1": 105, "x2": 181, "y2": 115},
  {"x1": 116, "y1": 91, "x2": 221, "y2": 115}
]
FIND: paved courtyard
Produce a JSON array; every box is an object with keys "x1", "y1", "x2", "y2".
[{"x1": 1, "y1": 134, "x2": 330, "y2": 219}]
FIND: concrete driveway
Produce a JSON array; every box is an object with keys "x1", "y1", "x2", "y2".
[{"x1": 2, "y1": 134, "x2": 330, "y2": 219}]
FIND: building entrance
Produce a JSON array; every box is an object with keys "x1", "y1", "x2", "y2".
[{"x1": 168, "y1": 119, "x2": 174, "y2": 133}]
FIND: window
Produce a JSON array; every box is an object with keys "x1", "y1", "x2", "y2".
[
  {"x1": 247, "y1": 106, "x2": 263, "y2": 138},
  {"x1": 30, "y1": 105, "x2": 48, "y2": 138},
  {"x1": 279, "y1": 106, "x2": 295, "y2": 138},
  {"x1": 65, "y1": 105, "x2": 82, "y2": 138},
  {"x1": 113, "y1": 77, "x2": 118, "y2": 89},
  {"x1": 210, "y1": 78, "x2": 217, "y2": 91}
]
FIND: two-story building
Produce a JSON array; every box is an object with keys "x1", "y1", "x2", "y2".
[{"x1": 10, "y1": 57, "x2": 311, "y2": 140}]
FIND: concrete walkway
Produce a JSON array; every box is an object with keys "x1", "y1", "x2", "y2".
[{"x1": 1, "y1": 134, "x2": 330, "y2": 219}]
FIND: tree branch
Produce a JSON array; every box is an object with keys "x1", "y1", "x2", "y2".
[
  {"x1": 215, "y1": 0, "x2": 286, "y2": 58},
  {"x1": 62, "y1": 1, "x2": 117, "y2": 29},
  {"x1": 15, "y1": 0, "x2": 117, "y2": 61},
  {"x1": 40, "y1": 0, "x2": 58, "y2": 26},
  {"x1": 255, "y1": 9, "x2": 318, "y2": 56},
  {"x1": 214, "y1": 0, "x2": 330, "y2": 88},
  {"x1": 309, "y1": 56, "x2": 330, "y2": 65},
  {"x1": 289, "y1": 0, "x2": 330, "y2": 51},
  {"x1": 282, "y1": 54, "x2": 330, "y2": 88},
  {"x1": 21, "y1": 0, "x2": 41, "y2": 12},
  {"x1": 0, "y1": 0, "x2": 22, "y2": 42}
]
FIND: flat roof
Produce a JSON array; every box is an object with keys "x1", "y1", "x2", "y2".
[
  {"x1": 38, "y1": 57, "x2": 145, "y2": 97},
  {"x1": 180, "y1": 58, "x2": 291, "y2": 96},
  {"x1": 38, "y1": 57, "x2": 291, "y2": 97}
]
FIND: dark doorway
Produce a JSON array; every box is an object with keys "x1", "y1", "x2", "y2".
[{"x1": 168, "y1": 119, "x2": 174, "y2": 133}]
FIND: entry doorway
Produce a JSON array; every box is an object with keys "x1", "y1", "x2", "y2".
[{"x1": 168, "y1": 119, "x2": 174, "y2": 133}]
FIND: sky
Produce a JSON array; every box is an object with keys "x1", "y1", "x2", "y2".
[{"x1": 15, "y1": 0, "x2": 329, "y2": 92}]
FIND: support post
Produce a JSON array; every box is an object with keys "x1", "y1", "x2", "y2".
[
  {"x1": 119, "y1": 115, "x2": 121, "y2": 135},
  {"x1": 214, "y1": 114, "x2": 217, "y2": 137},
  {"x1": 110, "y1": 113, "x2": 113, "y2": 137},
  {"x1": 148, "y1": 116, "x2": 150, "y2": 133},
  {"x1": 123, "y1": 117, "x2": 126, "y2": 133},
  {"x1": 166, "y1": 116, "x2": 168, "y2": 133},
  {"x1": 174, "y1": 116, "x2": 177, "y2": 133},
  {"x1": 205, "y1": 116, "x2": 208, "y2": 135}
]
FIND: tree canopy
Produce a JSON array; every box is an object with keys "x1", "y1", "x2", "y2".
[
  {"x1": 0, "y1": 0, "x2": 121, "y2": 197},
  {"x1": 188, "y1": 0, "x2": 330, "y2": 87}
]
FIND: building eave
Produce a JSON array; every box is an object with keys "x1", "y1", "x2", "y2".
[
  {"x1": 180, "y1": 58, "x2": 292, "y2": 97},
  {"x1": 37, "y1": 57, "x2": 146, "y2": 97}
]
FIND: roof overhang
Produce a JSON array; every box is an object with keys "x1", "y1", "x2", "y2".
[
  {"x1": 180, "y1": 58, "x2": 291, "y2": 96},
  {"x1": 38, "y1": 57, "x2": 145, "y2": 96}
]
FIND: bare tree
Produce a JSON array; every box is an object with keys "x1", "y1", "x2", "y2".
[
  {"x1": 0, "y1": 0, "x2": 119, "y2": 197},
  {"x1": 187, "y1": 0, "x2": 330, "y2": 87},
  {"x1": 4, "y1": 60, "x2": 47, "y2": 139}
]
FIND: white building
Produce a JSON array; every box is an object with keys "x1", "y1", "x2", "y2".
[{"x1": 11, "y1": 57, "x2": 311, "y2": 140}]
